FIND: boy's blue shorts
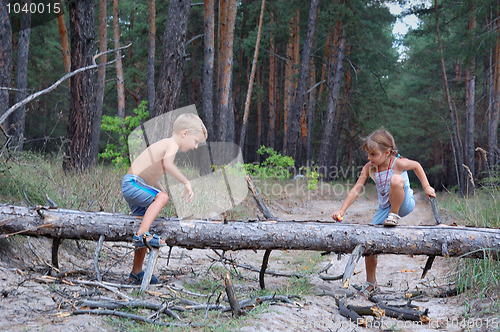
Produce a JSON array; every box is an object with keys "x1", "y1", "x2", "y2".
[
  {"x1": 122, "y1": 174, "x2": 160, "y2": 216},
  {"x1": 371, "y1": 186, "x2": 415, "y2": 225}
]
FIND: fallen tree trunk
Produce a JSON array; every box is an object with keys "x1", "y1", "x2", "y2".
[{"x1": 0, "y1": 205, "x2": 499, "y2": 259}]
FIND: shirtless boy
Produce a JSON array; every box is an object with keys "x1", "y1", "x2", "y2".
[{"x1": 121, "y1": 113, "x2": 207, "y2": 284}]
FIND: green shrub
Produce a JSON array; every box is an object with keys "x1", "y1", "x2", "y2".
[{"x1": 99, "y1": 101, "x2": 149, "y2": 168}]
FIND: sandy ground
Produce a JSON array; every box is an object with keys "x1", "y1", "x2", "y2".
[{"x1": 0, "y1": 186, "x2": 486, "y2": 332}]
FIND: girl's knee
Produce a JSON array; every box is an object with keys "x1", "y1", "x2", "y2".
[
  {"x1": 155, "y1": 192, "x2": 169, "y2": 207},
  {"x1": 390, "y1": 174, "x2": 404, "y2": 187}
]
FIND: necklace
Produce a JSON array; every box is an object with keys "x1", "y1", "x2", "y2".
[{"x1": 377, "y1": 157, "x2": 392, "y2": 196}]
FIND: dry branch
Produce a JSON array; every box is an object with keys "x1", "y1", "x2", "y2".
[
  {"x1": 1, "y1": 205, "x2": 499, "y2": 259},
  {"x1": 0, "y1": 44, "x2": 132, "y2": 126},
  {"x1": 224, "y1": 272, "x2": 243, "y2": 316},
  {"x1": 342, "y1": 244, "x2": 365, "y2": 288},
  {"x1": 336, "y1": 298, "x2": 366, "y2": 327},
  {"x1": 73, "y1": 309, "x2": 188, "y2": 327}
]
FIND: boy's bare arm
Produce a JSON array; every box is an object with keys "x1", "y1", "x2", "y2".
[{"x1": 162, "y1": 144, "x2": 190, "y2": 185}]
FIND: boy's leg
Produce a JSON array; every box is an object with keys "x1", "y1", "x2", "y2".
[
  {"x1": 388, "y1": 174, "x2": 405, "y2": 214},
  {"x1": 132, "y1": 247, "x2": 148, "y2": 275},
  {"x1": 365, "y1": 255, "x2": 378, "y2": 289},
  {"x1": 132, "y1": 192, "x2": 169, "y2": 275},
  {"x1": 136, "y1": 192, "x2": 169, "y2": 236}
]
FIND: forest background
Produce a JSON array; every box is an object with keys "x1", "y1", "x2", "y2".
[{"x1": 1, "y1": 0, "x2": 499, "y2": 194}]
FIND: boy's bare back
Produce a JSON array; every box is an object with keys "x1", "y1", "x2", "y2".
[{"x1": 127, "y1": 137, "x2": 179, "y2": 186}]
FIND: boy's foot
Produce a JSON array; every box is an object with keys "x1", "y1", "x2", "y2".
[
  {"x1": 133, "y1": 232, "x2": 166, "y2": 248},
  {"x1": 357, "y1": 282, "x2": 380, "y2": 298},
  {"x1": 383, "y1": 213, "x2": 400, "y2": 227},
  {"x1": 129, "y1": 271, "x2": 159, "y2": 285}
]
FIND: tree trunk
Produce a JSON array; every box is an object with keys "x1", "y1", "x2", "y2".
[
  {"x1": 202, "y1": 0, "x2": 215, "y2": 137},
  {"x1": 56, "y1": 0, "x2": 71, "y2": 74},
  {"x1": 435, "y1": 0, "x2": 466, "y2": 194},
  {"x1": 11, "y1": 0, "x2": 31, "y2": 150},
  {"x1": 283, "y1": 11, "x2": 299, "y2": 152},
  {"x1": 63, "y1": 0, "x2": 97, "y2": 172},
  {"x1": 0, "y1": 205, "x2": 498, "y2": 259},
  {"x1": 318, "y1": 20, "x2": 345, "y2": 179},
  {"x1": 152, "y1": 0, "x2": 192, "y2": 117},
  {"x1": 256, "y1": 68, "x2": 262, "y2": 156},
  {"x1": 0, "y1": 0, "x2": 13, "y2": 128},
  {"x1": 113, "y1": 0, "x2": 125, "y2": 119},
  {"x1": 239, "y1": 0, "x2": 266, "y2": 148},
  {"x1": 464, "y1": 3, "x2": 476, "y2": 191},
  {"x1": 267, "y1": 11, "x2": 276, "y2": 149},
  {"x1": 305, "y1": 59, "x2": 316, "y2": 161},
  {"x1": 331, "y1": 47, "x2": 351, "y2": 168},
  {"x1": 216, "y1": 0, "x2": 237, "y2": 142},
  {"x1": 92, "y1": 0, "x2": 108, "y2": 162},
  {"x1": 286, "y1": 0, "x2": 319, "y2": 163},
  {"x1": 491, "y1": 3, "x2": 500, "y2": 166},
  {"x1": 147, "y1": 0, "x2": 156, "y2": 113}
]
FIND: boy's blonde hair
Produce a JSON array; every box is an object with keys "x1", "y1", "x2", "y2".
[
  {"x1": 362, "y1": 128, "x2": 398, "y2": 179},
  {"x1": 173, "y1": 113, "x2": 208, "y2": 140}
]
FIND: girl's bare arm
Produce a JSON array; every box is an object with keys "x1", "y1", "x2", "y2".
[
  {"x1": 396, "y1": 158, "x2": 436, "y2": 198},
  {"x1": 333, "y1": 163, "x2": 370, "y2": 220}
]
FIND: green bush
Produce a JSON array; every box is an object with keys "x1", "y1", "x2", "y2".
[{"x1": 99, "y1": 101, "x2": 149, "y2": 168}]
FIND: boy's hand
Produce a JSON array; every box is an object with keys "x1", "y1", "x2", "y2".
[
  {"x1": 424, "y1": 186, "x2": 436, "y2": 198},
  {"x1": 332, "y1": 210, "x2": 344, "y2": 222},
  {"x1": 182, "y1": 181, "x2": 194, "y2": 202}
]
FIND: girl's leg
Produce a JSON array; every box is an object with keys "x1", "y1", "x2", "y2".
[
  {"x1": 388, "y1": 174, "x2": 405, "y2": 214},
  {"x1": 365, "y1": 255, "x2": 378, "y2": 288}
]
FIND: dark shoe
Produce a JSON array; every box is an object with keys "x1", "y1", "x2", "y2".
[
  {"x1": 129, "y1": 271, "x2": 159, "y2": 285},
  {"x1": 133, "y1": 232, "x2": 165, "y2": 248}
]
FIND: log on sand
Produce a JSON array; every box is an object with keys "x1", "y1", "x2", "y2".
[{"x1": 0, "y1": 205, "x2": 499, "y2": 259}]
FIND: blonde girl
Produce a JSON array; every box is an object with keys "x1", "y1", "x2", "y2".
[{"x1": 332, "y1": 129, "x2": 436, "y2": 296}]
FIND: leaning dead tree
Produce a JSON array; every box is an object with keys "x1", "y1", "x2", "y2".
[{"x1": 1, "y1": 204, "x2": 499, "y2": 259}]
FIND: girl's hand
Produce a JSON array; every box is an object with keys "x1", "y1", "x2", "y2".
[
  {"x1": 182, "y1": 181, "x2": 194, "y2": 202},
  {"x1": 424, "y1": 186, "x2": 436, "y2": 198},
  {"x1": 332, "y1": 210, "x2": 344, "y2": 222}
]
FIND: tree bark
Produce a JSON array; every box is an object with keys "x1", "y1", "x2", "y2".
[
  {"x1": 1, "y1": 205, "x2": 498, "y2": 259},
  {"x1": 92, "y1": 0, "x2": 108, "y2": 162},
  {"x1": 435, "y1": 0, "x2": 466, "y2": 194},
  {"x1": 202, "y1": 0, "x2": 215, "y2": 137},
  {"x1": 286, "y1": 0, "x2": 319, "y2": 162},
  {"x1": 56, "y1": 0, "x2": 71, "y2": 74},
  {"x1": 147, "y1": 0, "x2": 156, "y2": 113},
  {"x1": 0, "y1": 0, "x2": 13, "y2": 128},
  {"x1": 216, "y1": 0, "x2": 237, "y2": 142},
  {"x1": 152, "y1": 0, "x2": 192, "y2": 117},
  {"x1": 63, "y1": 0, "x2": 97, "y2": 172},
  {"x1": 239, "y1": 0, "x2": 266, "y2": 148},
  {"x1": 318, "y1": 19, "x2": 345, "y2": 179},
  {"x1": 113, "y1": 0, "x2": 125, "y2": 119},
  {"x1": 11, "y1": 0, "x2": 31, "y2": 150}
]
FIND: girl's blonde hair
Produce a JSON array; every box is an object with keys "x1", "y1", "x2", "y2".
[
  {"x1": 362, "y1": 128, "x2": 398, "y2": 179},
  {"x1": 173, "y1": 113, "x2": 208, "y2": 140}
]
